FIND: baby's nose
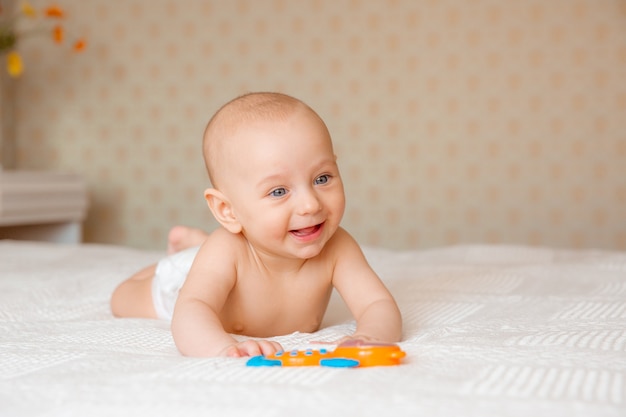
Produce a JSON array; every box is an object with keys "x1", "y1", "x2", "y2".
[{"x1": 296, "y1": 189, "x2": 322, "y2": 214}]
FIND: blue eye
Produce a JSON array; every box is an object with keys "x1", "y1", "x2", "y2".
[
  {"x1": 315, "y1": 175, "x2": 330, "y2": 185},
  {"x1": 270, "y1": 188, "x2": 287, "y2": 197}
]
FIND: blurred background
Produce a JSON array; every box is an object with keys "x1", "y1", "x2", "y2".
[{"x1": 5, "y1": 0, "x2": 626, "y2": 251}]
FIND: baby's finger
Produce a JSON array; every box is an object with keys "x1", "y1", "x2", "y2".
[
  {"x1": 221, "y1": 344, "x2": 242, "y2": 357},
  {"x1": 257, "y1": 340, "x2": 282, "y2": 356},
  {"x1": 235, "y1": 340, "x2": 263, "y2": 357}
]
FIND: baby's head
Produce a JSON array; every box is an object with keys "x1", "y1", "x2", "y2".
[
  {"x1": 202, "y1": 92, "x2": 345, "y2": 258},
  {"x1": 203, "y1": 92, "x2": 333, "y2": 189}
]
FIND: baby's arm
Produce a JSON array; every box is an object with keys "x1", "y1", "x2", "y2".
[
  {"x1": 173, "y1": 297, "x2": 280, "y2": 357},
  {"x1": 171, "y1": 231, "x2": 281, "y2": 357},
  {"x1": 331, "y1": 230, "x2": 402, "y2": 343}
]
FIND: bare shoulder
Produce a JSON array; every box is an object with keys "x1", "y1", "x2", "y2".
[
  {"x1": 200, "y1": 227, "x2": 249, "y2": 253},
  {"x1": 323, "y1": 227, "x2": 366, "y2": 261},
  {"x1": 186, "y1": 227, "x2": 246, "y2": 280},
  {"x1": 324, "y1": 227, "x2": 381, "y2": 283}
]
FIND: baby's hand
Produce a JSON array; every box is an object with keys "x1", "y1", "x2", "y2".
[
  {"x1": 220, "y1": 340, "x2": 283, "y2": 358},
  {"x1": 337, "y1": 335, "x2": 380, "y2": 346},
  {"x1": 309, "y1": 335, "x2": 380, "y2": 346}
]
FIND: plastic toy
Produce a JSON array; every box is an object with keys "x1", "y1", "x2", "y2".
[{"x1": 246, "y1": 340, "x2": 406, "y2": 368}]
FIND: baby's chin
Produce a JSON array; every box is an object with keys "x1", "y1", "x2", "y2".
[{"x1": 290, "y1": 239, "x2": 328, "y2": 260}]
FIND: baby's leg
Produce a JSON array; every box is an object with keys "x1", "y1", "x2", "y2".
[
  {"x1": 110, "y1": 265, "x2": 158, "y2": 318},
  {"x1": 167, "y1": 225, "x2": 210, "y2": 254}
]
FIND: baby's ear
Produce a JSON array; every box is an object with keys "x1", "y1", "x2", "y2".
[{"x1": 204, "y1": 188, "x2": 242, "y2": 234}]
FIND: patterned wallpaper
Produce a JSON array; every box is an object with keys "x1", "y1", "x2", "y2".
[{"x1": 9, "y1": 0, "x2": 626, "y2": 251}]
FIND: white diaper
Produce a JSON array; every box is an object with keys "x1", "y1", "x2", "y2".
[{"x1": 151, "y1": 246, "x2": 201, "y2": 321}]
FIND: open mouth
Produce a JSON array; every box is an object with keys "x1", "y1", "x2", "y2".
[{"x1": 290, "y1": 222, "x2": 324, "y2": 240}]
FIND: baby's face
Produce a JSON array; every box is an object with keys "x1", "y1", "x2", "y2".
[{"x1": 221, "y1": 108, "x2": 345, "y2": 259}]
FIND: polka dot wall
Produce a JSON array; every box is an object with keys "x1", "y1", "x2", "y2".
[{"x1": 11, "y1": 0, "x2": 626, "y2": 250}]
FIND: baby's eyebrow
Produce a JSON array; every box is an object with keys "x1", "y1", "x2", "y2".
[
  {"x1": 257, "y1": 174, "x2": 282, "y2": 184},
  {"x1": 254, "y1": 158, "x2": 339, "y2": 187},
  {"x1": 255, "y1": 172, "x2": 287, "y2": 190}
]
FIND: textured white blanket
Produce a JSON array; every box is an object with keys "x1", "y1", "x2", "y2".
[{"x1": 0, "y1": 241, "x2": 624, "y2": 416}]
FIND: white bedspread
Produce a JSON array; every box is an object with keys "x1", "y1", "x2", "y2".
[{"x1": 0, "y1": 240, "x2": 624, "y2": 416}]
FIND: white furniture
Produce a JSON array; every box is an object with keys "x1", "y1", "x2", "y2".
[{"x1": 0, "y1": 170, "x2": 88, "y2": 243}]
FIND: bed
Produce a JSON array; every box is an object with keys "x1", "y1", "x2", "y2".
[{"x1": 1, "y1": 240, "x2": 624, "y2": 416}]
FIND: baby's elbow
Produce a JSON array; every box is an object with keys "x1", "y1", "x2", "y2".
[
  {"x1": 394, "y1": 302, "x2": 404, "y2": 342},
  {"x1": 389, "y1": 301, "x2": 403, "y2": 342},
  {"x1": 172, "y1": 333, "x2": 202, "y2": 357},
  {"x1": 392, "y1": 325, "x2": 403, "y2": 343},
  {"x1": 170, "y1": 317, "x2": 194, "y2": 356}
]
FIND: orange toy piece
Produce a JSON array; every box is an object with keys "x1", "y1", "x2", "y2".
[{"x1": 246, "y1": 340, "x2": 406, "y2": 368}]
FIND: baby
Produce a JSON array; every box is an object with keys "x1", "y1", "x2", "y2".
[{"x1": 111, "y1": 92, "x2": 402, "y2": 357}]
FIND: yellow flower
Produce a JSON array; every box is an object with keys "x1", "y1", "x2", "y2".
[
  {"x1": 21, "y1": 2, "x2": 37, "y2": 17},
  {"x1": 0, "y1": 2, "x2": 86, "y2": 77},
  {"x1": 7, "y1": 50, "x2": 23, "y2": 77}
]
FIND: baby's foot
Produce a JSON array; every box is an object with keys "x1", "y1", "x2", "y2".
[{"x1": 167, "y1": 225, "x2": 209, "y2": 254}]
